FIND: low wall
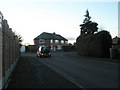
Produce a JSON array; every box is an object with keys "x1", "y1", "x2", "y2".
[
  {"x1": 118, "y1": 49, "x2": 120, "y2": 59},
  {"x1": 26, "y1": 45, "x2": 38, "y2": 52},
  {"x1": 110, "y1": 49, "x2": 120, "y2": 59}
]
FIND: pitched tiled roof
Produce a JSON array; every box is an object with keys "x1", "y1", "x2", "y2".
[{"x1": 34, "y1": 32, "x2": 68, "y2": 41}]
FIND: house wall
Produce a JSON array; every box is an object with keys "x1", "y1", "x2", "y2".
[
  {"x1": 34, "y1": 38, "x2": 68, "y2": 51},
  {"x1": 44, "y1": 39, "x2": 50, "y2": 46},
  {"x1": 34, "y1": 39, "x2": 39, "y2": 47},
  {"x1": 50, "y1": 40, "x2": 68, "y2": 51}
]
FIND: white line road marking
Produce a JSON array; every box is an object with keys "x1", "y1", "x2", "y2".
[{"x1": 37, "y1": 58, "x2": 85, "y2": 89}]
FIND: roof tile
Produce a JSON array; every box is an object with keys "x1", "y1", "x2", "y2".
[{"x1": 34, "y1": 32, "x2": 68, "y2": 41}]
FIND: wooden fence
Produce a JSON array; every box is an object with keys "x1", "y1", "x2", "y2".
[{"x1": 0, "y1": 15, "x2": 20, "y2": 89}]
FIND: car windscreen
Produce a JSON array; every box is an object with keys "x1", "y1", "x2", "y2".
[{"x1": 41, "y1": 47, "x2": 50, "y2": 53}]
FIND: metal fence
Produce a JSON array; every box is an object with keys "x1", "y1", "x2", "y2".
[{"x1": 0, "y1": 13, "x2": 20, "y2": 89}]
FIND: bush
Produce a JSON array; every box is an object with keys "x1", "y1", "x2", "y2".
[{"x1": 76, "y1": 30, "x2": 112, "y2": 58}]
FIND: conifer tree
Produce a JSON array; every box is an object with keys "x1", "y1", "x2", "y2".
[{"x1": 80, "y1": 9, "x2": 98, "y2": 35}]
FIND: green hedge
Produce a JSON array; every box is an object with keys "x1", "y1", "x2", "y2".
[{"x1": 76, "y1": 31, "x2": 112, "y2": 57}]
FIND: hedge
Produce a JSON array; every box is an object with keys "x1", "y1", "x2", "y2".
[{"x1": 76, "y1": 31, "x2": 112, "y2": 58}]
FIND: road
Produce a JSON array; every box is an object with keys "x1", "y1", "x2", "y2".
[
  {"x1": 37, "y1": 52, "x2": 119, "y2": 88},
  {"x1": 7, "y1": 52, "x2": 119, "y2": 88},
  {"x1": 7, "y1": 53, "x2": 80, "y2": 88}
]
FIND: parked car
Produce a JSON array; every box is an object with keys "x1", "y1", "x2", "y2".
[{"x1": 37, "y1": 46, "x2": 51, "y2": 58}]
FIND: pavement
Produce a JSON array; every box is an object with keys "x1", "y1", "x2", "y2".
[
  {"x1": 63, "y1": 52, "x2": 120, "y2": 64},
  {"x1": 6, "y1": 53, "x2": 81, "y2": 88}
]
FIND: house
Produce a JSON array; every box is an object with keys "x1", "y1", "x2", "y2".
[
  {"x1": 112, "y1": 36, "x2": 120, "y2": 49},
  {"x1": 112, "y1": 36, "x2": 120, "y2": 44},
  {"x1": 34, "y1": 32, "x2": 68, "y2": 51}
]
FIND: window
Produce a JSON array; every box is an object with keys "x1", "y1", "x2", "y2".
[
  {"x1": 65, "y1": 41, "x2": 68, "y2": 44},
  {"x1": 57, "y1": 45, "x2": 62, "y2": 50},
  {"x1": 55, "y1": 40, "x2": 59, "y2": 43},
  {"x1": 61, "y1": 40, "x2": 64, "y2": 44},
  {"x1": 39, "y1": 39, "x2": 45, "y2": 44},
  {"x1": 51, "y1": 39, "x2": 53, "y2": 43}
]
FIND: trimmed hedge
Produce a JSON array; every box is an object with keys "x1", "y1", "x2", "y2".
[{"x1": 76, "y1": 31, "x2": 112, "y2": 57}]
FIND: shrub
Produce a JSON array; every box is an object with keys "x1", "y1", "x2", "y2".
[{"x1": 76, "y1": 30, "x2": 112, "y2": 58}]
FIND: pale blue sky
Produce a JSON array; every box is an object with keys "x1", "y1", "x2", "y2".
[{"x1": 0, "y1": 0, "x2": 119, "y2": 44}]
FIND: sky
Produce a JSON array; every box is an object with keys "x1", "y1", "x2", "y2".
[{"x1": 0, "y1": 0, "x2": 119, "y2": 45}]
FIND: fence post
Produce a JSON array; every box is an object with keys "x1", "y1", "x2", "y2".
[
  {"x1": 110, "y1": 48, "x2": 118, "y2": 59},
  {"x1": 0, "y1": 12, "x2": 20, "y2": 89}
]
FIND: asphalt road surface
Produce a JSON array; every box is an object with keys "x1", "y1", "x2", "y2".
[
  {"x1": 6, "y1": 53, "x2": 80, "y2": 88},
  {"x1": 7, "y1": 52, "x2": 119, "y2": 89},
  {"x1": 37, "y1": 52, "x2": 119, "y2": 88}
]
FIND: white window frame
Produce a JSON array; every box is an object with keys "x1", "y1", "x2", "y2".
[
  {"x1": 55, "y1": 40, "x2": 59, "y2": 43},
  {"x1": 61, "y1": 40, "x2": 64, "y2": 44},
  {"x1": 51, "y1": 39, "x2": 53, "y2": 43}
]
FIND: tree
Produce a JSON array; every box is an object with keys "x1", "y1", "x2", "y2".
[
  {"x1": 13, "y1": 31, "x2": 23, "y2": 43},
  {"x1": 17, "y1": 34, "x2": 23, "y2": 43},
  {"x1": 83, "y1": 9, "x2": 91, "y2": 23},
  {"x1": 80, "y1": 9, "x2": 98, "y2": 35}
]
